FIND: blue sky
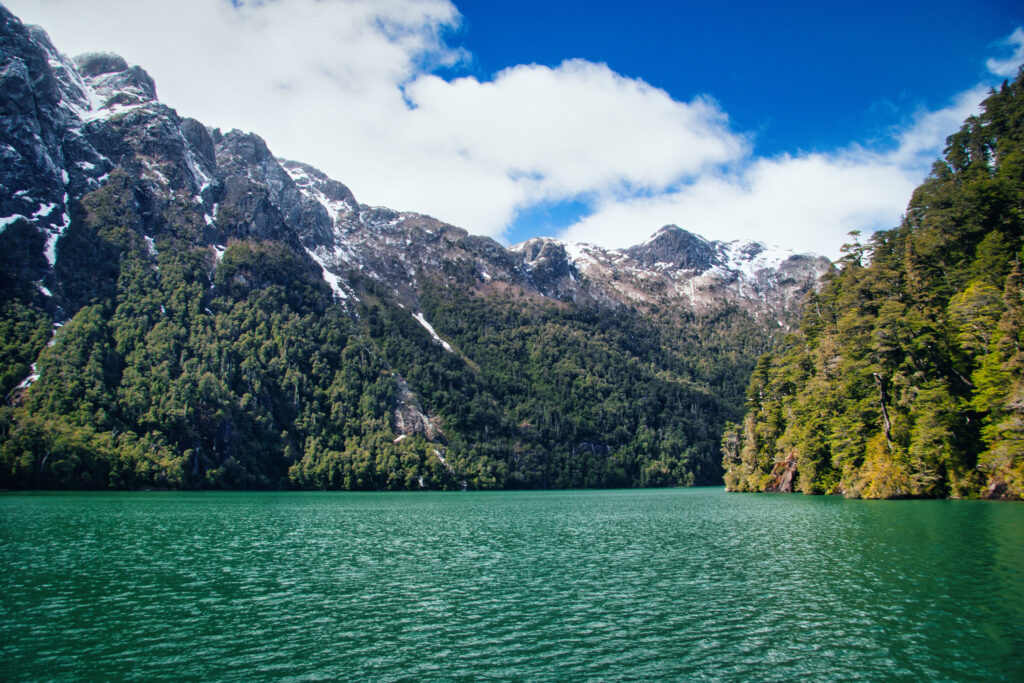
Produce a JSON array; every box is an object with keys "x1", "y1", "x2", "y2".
[
  {"x1": 446, "y1": 0, "x2": 1024, "y2": 245},
  {"x1": 452, "y1": 0, "x2": 1020, "y2": 154},
  {"x1": 7, "y1": 0, "x2": 1024, "y2": 257}
]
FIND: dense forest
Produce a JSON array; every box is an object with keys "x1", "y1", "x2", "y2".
[
  {"x1": 0, "y1": 167, "x2": 770, "y2": 490},
  {"x1": 723, "y1": 70, "x2": 1024, "y2": 499}
]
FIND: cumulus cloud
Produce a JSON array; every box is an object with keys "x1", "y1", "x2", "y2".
[
  {"x1": 394, "y1": 62, "x2": 745, "y2": 231},
  {"x1": 560, "y1": 84, "x2": 990, "y2": 258},
  {"x1": 4, "y1": 1, "x2": 1018, "y2": 258},
  {"x1": 987, "y1": 27, "x2": 1024, "y2": 77},
  {"x1": 403, "y1": 62, "x2": 743, "y2": 197}
]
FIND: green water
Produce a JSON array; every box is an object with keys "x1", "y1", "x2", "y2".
[{"x1": 1, "y1": 488, "x2": 1022, "y2": 681}]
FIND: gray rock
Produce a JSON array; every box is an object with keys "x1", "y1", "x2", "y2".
[
  {"x1": 74, "y1": 51, "x2": 129, "y2": 77},
  {"x1": 180, "y1": 118, "x2": 216, "y2": 166},
  {"x1": 626, "y1": 224, "x2": 718, "y2": 271}
]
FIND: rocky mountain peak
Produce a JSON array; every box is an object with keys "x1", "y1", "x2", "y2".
[
  {"x1": 73, "y1": 51, "x2": 157, "y2": 107},
  {"x1": 512, "y1": 237, "x2": 579, "y2": 296},
  {"x1": 626, "y1": 224, "x2": 718, "y2": 271},
  {"x1": 73, "y1": 52, "x2": 128, "y2": 77},
  {"x1": 217, "y1": 129, "x2": 274, "y2": 168}
]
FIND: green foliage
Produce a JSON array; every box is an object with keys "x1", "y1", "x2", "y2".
[
  {"x1": 724, "y1": 72, "x2": 1024, "y2": 499},
  {"x1": 1, "y1": 181, "x2": 771, "y2": 490},
  {"x1": 0, "y1": 218, "x2": 55, "y2": 398},
  {"x1": 353, "y1": 279, "x2": 767, "y2": 489},
  {"x1": 0, "y1": 176, "x2": 431, "y2": 489}
]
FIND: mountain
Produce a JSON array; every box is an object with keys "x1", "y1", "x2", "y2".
[
  {"x1": 0, "y1": 6, "x2": 831, "y2": 490},
  {"x1": 511, "y1": 227, "x2": 827, "y2": 320},
  {"x1": 723, "y1": 69, "x2": 1024, "y2": 500}
]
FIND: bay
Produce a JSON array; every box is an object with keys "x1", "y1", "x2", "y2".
[{"x1": 1, "y1": 488, "x2": 1022, "y2": 681}]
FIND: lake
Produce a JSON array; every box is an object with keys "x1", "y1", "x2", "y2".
[{"x1": 1, "y1": 488, "x2": 1022, "y2": 681}]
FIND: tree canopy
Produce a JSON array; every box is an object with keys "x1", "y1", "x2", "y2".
[{"x1": 724, "y1": 70, "x2": 1024, "y2": 499}]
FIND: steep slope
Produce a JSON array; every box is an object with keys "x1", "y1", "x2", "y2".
[
  {"x1": 0, "y1": 6, "x2": 829, "y2": 490},
  {"x1": 723, "y1": 70, "x2": 1024, "y2": 499}
]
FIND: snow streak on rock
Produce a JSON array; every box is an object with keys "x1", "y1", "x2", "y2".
[{"x1": 413, "y1": 312, "x2": 453, "y2": 353}]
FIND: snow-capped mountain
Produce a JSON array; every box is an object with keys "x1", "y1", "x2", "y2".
[{"x1": 512, "y1": 227, "x2": 829, "y2": 321}]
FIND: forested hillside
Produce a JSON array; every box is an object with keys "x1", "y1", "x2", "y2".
[
  {"x1": 0, "y1": 168, "x2": 767, "y2": 490},
  {"x1": 723, "y1": 70, "x2": 1024, "y2": 499}
]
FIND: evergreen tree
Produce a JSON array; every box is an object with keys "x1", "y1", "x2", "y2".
[{"x1": 724, "y1": 70, "x2": 1024, "y2": 499}]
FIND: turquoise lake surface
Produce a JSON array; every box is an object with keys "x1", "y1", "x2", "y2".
[{"x1": 2, "y1": 488, "x2": 1022, "y2": 681}]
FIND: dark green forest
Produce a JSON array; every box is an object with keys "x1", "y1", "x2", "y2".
[
  {"x1": 723, "y1": 71, "x2": 1024, "y2": 499},
  {"x1": 0, "y1": 166, "x2": 771, "y2": 490}
]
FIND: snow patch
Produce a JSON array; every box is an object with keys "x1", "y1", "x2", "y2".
[
  {"x1": 43, "y1": 213, "x2": 72, "y2": 267},
  {"x1": 0, "y1": 214, "x2": 28, "y2": 232},
  {"x1": 563, "y1": 242, "x2": 601, "y2": 268},
  {"x1": 16, "y1": 363, "x2": 40, "y2": 390},
  {"x1": 175, "y1": 128, "x2": 211, "y2": 193},
  {"x1": 321, "y1": 268, "x2": 348, "y2": 299},
  {"x1": 284, "y1": 163, "x2": 352, "y2": 221},
  {"x1": 140, "y1": 158, "x2": 169, "y2": 187},
  {"x1": 723, "y1": 240, "x2": 792, "y2": 281},
  {"x1": 304, "y1": 248, "x2": 349, "y2": 299},
  {"x1": 82, "y1": 100, "x2": 148, "y2": 122},
  {"x1": 413, "y1": 312, "x2": 453, "y2": 353}
]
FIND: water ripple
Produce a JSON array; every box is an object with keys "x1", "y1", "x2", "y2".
[{"x1": 2, "y1": 489, "x2": 1023, "y2": 681}]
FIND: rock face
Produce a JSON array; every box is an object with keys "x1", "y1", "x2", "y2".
[
  {"x1": 628, "y1": 225, "x2": 719, "y2": 271},
  {"x1": 764, "y1": 456, "x2": 798, "y2": 493}
]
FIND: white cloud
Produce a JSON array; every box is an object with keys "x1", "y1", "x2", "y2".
[
  {"x1": 390, "y1": 61, "x2": 745, "y2": 232},
  {"x1": 987, "y1": 27, "x2": 1024, "y2": 77},
  {"x1": 3, "y1": 2, "x2": 1017, "y2": 259},
  {"x1": 560, "y1": 84, "x2": 990, "y2": 258},
  {"x1": 560, "y1": 158, "x2": 915, "y2": 259},
  {"x1": 887, "y1": 86, "x2": 991, "y2": 167},
  {"x1": 403, "y1": 62, "x2": 743, "y2": 198}
]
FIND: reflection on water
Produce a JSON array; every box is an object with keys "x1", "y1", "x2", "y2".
[{"x1": 1, "y1": 489, "x2": 1022, "y2": 680}]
